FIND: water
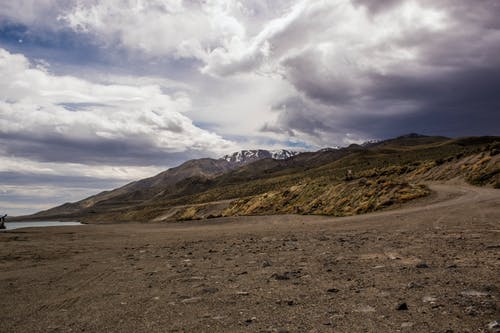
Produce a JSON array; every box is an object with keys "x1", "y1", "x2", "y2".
[{"x1": 1, "y1": 221, "x2": 82, "y2": 231}]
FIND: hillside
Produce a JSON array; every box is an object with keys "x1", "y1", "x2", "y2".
[
  {"x1": 21, "y1": 135, "x2": 500, "y2": 223},
  {"x1": 24, "y1": 149, "x2": 298, "y2": 220}
]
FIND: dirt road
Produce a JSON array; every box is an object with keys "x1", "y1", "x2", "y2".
[{"x1": 1, "y1": 183, "x2": 499, "y2": 332}]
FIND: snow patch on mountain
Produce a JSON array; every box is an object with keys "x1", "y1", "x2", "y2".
[{"x1": 221, "y1": 149, "x2": 299, "y2": 166}]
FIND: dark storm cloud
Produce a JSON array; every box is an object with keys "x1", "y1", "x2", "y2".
[
  {"x1": 267, "y1": 65, "x2": 500, "y2": 142},
  {"x1": 282, "y1": 51, "x2": 359, "y2": 106},
  {"x1": 264, "y1": 0, "x2": 500, "y2": 144},
  {"x1": 265, "y1": 65, "x2": 500, "y2": 141},
  {"x1": 0, "y1": 171, "x2": 124, "y2": 189},
  {"x1": 263, "y1": 97, "x2": 334, "y2": 137},
  {"x1": 352, "y1": 0, "x2": 400, "y2": 14},
  {"x1": 0, "y1": 134, "x2": 212, "y2": 167},
  {"x1": 360, "y1": 67, "x2": 500, "y2": 137}
]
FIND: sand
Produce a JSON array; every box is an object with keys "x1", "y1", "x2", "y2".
[{"x1": 0, "y1": 183, "x2": 499, "y2": 332}]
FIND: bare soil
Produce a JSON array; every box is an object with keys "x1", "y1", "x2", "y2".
[{"x1": 1, "y1": 183, "x2": 499, "y2": 332}]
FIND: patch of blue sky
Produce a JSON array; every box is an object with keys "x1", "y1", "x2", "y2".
[
  {"x1": 58, "y1": 102, "x2": 111, "y2": 111},
  {"x1": 0, "y1": 21, "x2": 104, "y2": 67}
]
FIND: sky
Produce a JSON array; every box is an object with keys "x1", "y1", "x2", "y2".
[{"x1": 1, "y1": 0, "x2": 499, "y2": 215}]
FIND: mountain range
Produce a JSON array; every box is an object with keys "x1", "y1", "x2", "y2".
[{"x1": 19, "y1": 134, "x2": 499, "y2": 223}]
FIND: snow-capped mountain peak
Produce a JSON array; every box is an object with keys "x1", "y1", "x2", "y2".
[{"x1": 221, "y1": 149, "x2": 299, "y2": 166}]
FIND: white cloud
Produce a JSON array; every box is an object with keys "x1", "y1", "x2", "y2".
[
  {"x1": 0, "y1": 0, "x2": 69, "y2": 27},
  {"x1": 0, "y1": 48, "x2": 234, "y2": 158},
  {"x1": 58, "y1": 0, "x2": 450, "y2": 78},
  {"x1": 60, "y1": 0, "x2": 247, "y2": 60}
]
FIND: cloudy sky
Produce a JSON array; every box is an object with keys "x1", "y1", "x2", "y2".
[{"x1": 1, "y1": 0, "x2": 499, "y2": 215}]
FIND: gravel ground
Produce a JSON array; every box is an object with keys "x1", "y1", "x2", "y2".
[{"x1": 0, "y1": 183, "x2": 499, "y2": 332}]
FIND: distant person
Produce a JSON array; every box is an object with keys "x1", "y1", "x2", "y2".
[
  {"x1": 0, "y1": 214, "x2": 6, "y2": 229},
  {"x1": 345, "y1": 169, "x2": 353, "y2": 181}
]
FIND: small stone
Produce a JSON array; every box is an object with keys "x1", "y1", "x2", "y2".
[
  {"x1": 461, "y1": 290, "x2": 489, "y2": 297},
  {"x1": 396, "y1": 302, "x2": 409, "y2": 311},
  {"x1": 272, "y1": 273, "x2": 290, "y2": 280},
  {"x1": 401, "y1": 322, "x2": 414, "y2": 328},
  {"x1": 181, "y1": 297, "x2": 202, "y2": 304},
  {"x1": 202, "y1": 287, "x2": 219, "y2": 294},
  {"x1": 487, "y1": 320, "x2": 500, "y2": 333},
  {"x1": 464, "y1": 306, "x2": 477, "y2": 316},
  {"x1": 407, "y1": 281, "x2": 423, "y2": 289},
  {"x1": 271, "y1": 271, "x2": 301, "y2": 280},
  {"x1": 236, "y1": 291, "x2": 250, "y2": 296},
  {"x1": 212, "y1": 315, "x2": 225, "y2": 320},
  {"x1": 262, "y1": 260, "x2": 272, "y2": 268},
  {"x1": 355, "y1": 305, "x2": 376, "y2": 313},
  {"x1": 416, "y1": 263, "x2": 429, "y2": 268},
  {"x1": 327, "y1": 288, "x2": 340, "y2": 293},
  {"x1": 422, "y1": 296, "x2": 437, "y2": 303}
]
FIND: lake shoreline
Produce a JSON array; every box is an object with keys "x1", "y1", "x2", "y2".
[{"x1": 1, "y1": 221, "x2": 82, "y2": 231}]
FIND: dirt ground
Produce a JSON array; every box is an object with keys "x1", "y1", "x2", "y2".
[{"x1": 0, "y1": 183, "x2": 499, "y2": 332}]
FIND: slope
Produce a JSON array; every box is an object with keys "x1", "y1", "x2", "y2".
[{"x1": 20, "y1": 135, "x2": 500, "y2": 222}]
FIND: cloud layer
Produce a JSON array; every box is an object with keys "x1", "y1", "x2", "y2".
[
  {"x1": 53, "y1": 0, "x2": 500, "y2": 143},
  {"x1": 0, "y1": 48, "x2": 233, "y2": 164}
]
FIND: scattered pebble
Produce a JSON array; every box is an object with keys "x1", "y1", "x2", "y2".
[
  {"x1": 181, "y1": 297, "x2": 202, "y2": 304},
  {"x1": 416, "y1": 263, "x2": 429, "y2": 268},
  {"x1": 407, "y1": 281, "x2": 423, "y2": 289},
  {"x1": 355, "y1": 305, "x2": 376, "y2": 313},
  {"x1": 487, "y1": 320, "x2": 500, "y2": 333},
  {"x1": 271, "y1": 271, "x2": 301, "y2": 280},
  {"x1": 461, "y1": 290, "x2": 489, "y2": 297},
  {"x1": 202, "y1": 287, "x2": 219, "y2": 294},
  {"x1": 272, "y1": 273, "x2": 290, "y2": 280},
  {"x1": 212, "y1": 315, "x2": 225, "y2": 320},
  {"x1": 464, "y1": 306, "x2": 477, "y2": 316},
  {"x1": 422, "y1": 296, "x2": 437, "y2": 303},
  {"x1": 396, "y1": 302, "x2": 409, "y2": 311}
]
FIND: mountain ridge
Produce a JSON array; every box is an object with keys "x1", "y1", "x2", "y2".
[
  {"x1": 26, "y1": 149, "x2": 300, "y2": 219},
  {"x1": 16, "y1": 135, "x2": 500, "y2": 222},
  {"x1": 222, "y1": 149, "x2": 299, "y2": 166}
]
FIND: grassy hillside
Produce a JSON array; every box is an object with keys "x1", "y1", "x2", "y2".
[{"x1": 21, "y1": 135, "x2": 500, "y2": 223}]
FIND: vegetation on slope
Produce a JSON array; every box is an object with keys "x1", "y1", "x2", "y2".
[{"x1": 22, "y1": 135, "x2": 500, "y2": 222}]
